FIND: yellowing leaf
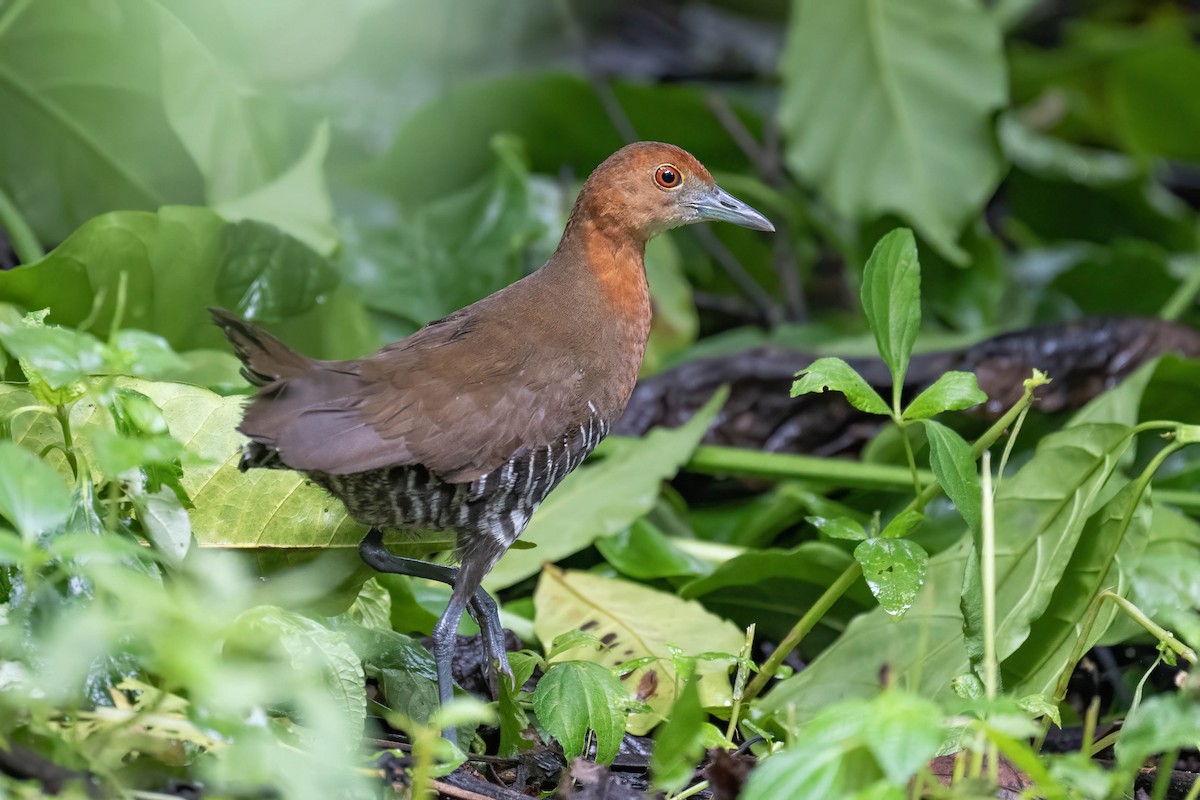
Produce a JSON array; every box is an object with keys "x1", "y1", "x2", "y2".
[{"x1": 533, "y1": 565, "x2": 742, "y2": 735}]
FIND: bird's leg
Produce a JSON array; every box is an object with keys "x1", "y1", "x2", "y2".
[{"x1": 358, "y1": 530, "x2": 511, "y2": 695}]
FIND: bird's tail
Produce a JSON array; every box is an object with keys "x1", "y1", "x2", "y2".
[{"x1": 208, "y1": 307, "x2": 310, "y2": 387}]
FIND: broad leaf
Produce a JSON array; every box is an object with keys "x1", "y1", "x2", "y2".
[
  {"x1": 595, "y1": 519, "x2": 712, "y2": 580},
  {"x1": 485, "y1": 389, "x2": 724, "y2": 590},
  {"x1": 0, "y1": 206, "x2": 374, "y2": 359},
  {"x1": 1115, "y1": 693, "x2": 1200, "y2": 771},
  {"x1": 534, "y1": 566, "x2": 743, "y2": 735},
  {"x1": 807, "y1": 515, "x2": 868, "y2": 542},
  {"x1": 533, "y1": 661, "x2": 629, "y2": 764},
  {"x1": 759, "y1": 424, "x2": 1133, "y2": 726},
  {"x1": 680, "y1": 542, "x2": 869, "y2": 646},
  {"x1": 1003, "y1": 481, "x2": 1152, "y2": 696},
  {"x1": 779, "y1": 0, "x2": 1006, "y2": 259},
  {"x1": 903, "y1": 372, "x2": 987, "y2": 420},
  {"x1": 791, "y1": 357, "x2": 889, "y2": 416}
]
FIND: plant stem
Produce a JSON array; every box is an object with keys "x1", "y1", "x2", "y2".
[
  {"x1": 53, "y1": 404, "x2": 78, "y2": 479},
  {"x1": 741, "y1": 373, "x2": 1047, "y2": 702},
  {"x1": 981, "y1": 452, "x2": 997, "y2": 701},
  {"x1": 1104, "y1": 592, "x2": 1197, "y2": 664},
  {"x1": 670, "y1": 779, "x2": 711, "y2": 800},
  {"x1": 1159, "y1": 256, "x2": 1200, "y2": 321},
  {"x1": 0, "y1": 184, "x2": 43, "y2": 264},
  {"x1": 1151, "y1": 749, "x2": 1179, "y2": 800},
  {"x1": 726, "y1": 624, "x2": 755, "y2": 741},
  {"x1": 899, "y1": 423, "x2": 923, "y2": 496},
  {"x1": 743, "y1": 561, "x2": 861, "y2": 701},
  {"x1": 686, "y1": 444, "x2": 931, "y2": 491}
]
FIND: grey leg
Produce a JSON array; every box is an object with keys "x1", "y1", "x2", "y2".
[{"x1": 358, "y1": 530, "x2": 510, "y2": 702}]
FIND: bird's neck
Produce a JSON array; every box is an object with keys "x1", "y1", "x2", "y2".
[{"x1": 546, "y1": 216, "x2": 653, "y2": 410}]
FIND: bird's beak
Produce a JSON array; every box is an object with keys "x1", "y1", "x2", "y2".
[{"x1": 691, "y1": 185, "x2": 775, "y2": 233}]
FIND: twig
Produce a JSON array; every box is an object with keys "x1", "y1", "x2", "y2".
[
  {"x1": 705, "y1": 91, "x2": 807, "y2": 321},
  {"x1": 429, "y1": 779, "x2": 497, "y2": 800},
  {"x1": 553, "y1": 0, "x2": 781, "y2": 323}
]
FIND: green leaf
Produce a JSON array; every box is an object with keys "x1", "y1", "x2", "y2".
[
  {"x1": 903, "y1": 372, "x2": 987, "y2": 420},
  {"x1": 0, "y1": 321, "x2": 106, "y2": 390},
  {"x1": 1114, "y1": 693, "x2": 1200, "y2": 771},
  {"x1": 860, "y1": 230, "x2": 921, "y2": 401},
  {"x1": 1003, "y1": 480, "x2": 1153, "y2": 696},
  {"x1": 215, "y1": 220, "x2": 340, "y2": 323},
  {"x1": 0, "y1": 206, "x2": 374, "y2": 359},
  {"x1": 779, "y1": 0, "x2": 1006, "y2": 259},
  {"x1": 485, "y1": 388, "x2": 724, "y2": 590},
  {"x1": 922, "y1": 420, "x2": 982, "y2": 534},
  {"x1": 854, "y1": 538, "x2": 929, "y2": 618},
  {"x1": 534, "y1": 566, "x2": 744, "y2": 736},
  {"x1": 680, "y1": 542, "x2": 868, "y2": 646},
  {"x1": 759, "y1": 424, "x2": 1133, "y2": 727},
  {"x1": 340, "y1": 135, "x2": 553, "y2": 332},
  {"x1": 546, "y1": 630, "x2": 605, "y2": 661},
  {"x1": 0, "y1": 380, "x2": 453, "y2": 554},
  {"x1": 497, "y1": 650, "x2": 541, "y2": 756},
  {"x1": 595, "y1": 519, "x2": 712, "y2": 580},
  {"x1": 0, "y1": 441, "x2": 73, "y2": 540},
  {"x1": 650, "y1": 676, "x2": 706, "y2": 794},
  {"x1": 131, "y1": 484, "x2": 193, "y2": 567},
  {"x1": 345, "y1": 579, "x2": 393, "y2": 633},
  {"x1": 227, "y1": 606, "x2": 366, "y2": 734},
  {"x1": 533, "y1": 661, "x2": 630, "y2": 764},
  {"x1": 880, "y1": 510, "x2": 925, "y2": 540},
  {"x1": 807, "y1": 515, "x2": 869, "y2": 542},
  {"x1": 741, "y1": 691, "x2": 943, "y2": 799},
  {"x1": 0, "y1": 0, "x2": 204, "y2": 244},
  {"x1": 791, "y1": 357, "x2": 890, "y2": 416}
]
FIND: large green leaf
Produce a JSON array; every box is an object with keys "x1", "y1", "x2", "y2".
[
  {"x1": 484, "y1": 389, "x2": 725, "y2": 590},
  {"x1": 0, "y1": 0, "x2": 332, "y2": 250},
  {"x1": 0, "y1": 206, "x2": 374, "y2": 359},
  {"x1": 778, "y1": 0, "x2": 1007, "y2": 259},
  {"x1": 680, "y1": 542, "x2": 870, "y2": 647},
  {"x1": 757, "y1": 423, "x2": 1132, "y2": 726},
  {"x1": 1003, "y1": 481, "x2": 1152, "y2": 697},
  {"x1": 0, "y1": 379, "x2": 449, "y2": 554}
]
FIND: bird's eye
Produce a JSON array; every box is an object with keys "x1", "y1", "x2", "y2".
[{"x1": 655, "y1": 164, "x2": 682, "y2": 189}]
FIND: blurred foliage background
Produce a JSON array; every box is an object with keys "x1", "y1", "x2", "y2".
[{"x1": 3, "y1": 0, "x2": 1200, "y2": 797}]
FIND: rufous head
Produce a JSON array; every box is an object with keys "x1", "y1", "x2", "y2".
[{"x1": 569, "y1": 142, "x2": 774, "y2": 241}]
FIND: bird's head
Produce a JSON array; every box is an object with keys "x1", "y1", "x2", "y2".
[{"x1": 570, "y1": 141, "x2": 774, "y2": 241}]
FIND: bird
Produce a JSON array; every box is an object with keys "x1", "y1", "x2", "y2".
[{"x1": 211, "y1": 141, "x2": 773, "y2": 736}]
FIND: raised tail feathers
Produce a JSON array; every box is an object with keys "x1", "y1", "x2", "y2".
[{"x1": 208, "y1": 307, "x2": 310, "y2": 387}]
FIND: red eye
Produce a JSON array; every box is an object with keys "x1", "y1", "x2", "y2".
[{"x1": 655, "y1": 164, "x2": 682, "y2": 189}]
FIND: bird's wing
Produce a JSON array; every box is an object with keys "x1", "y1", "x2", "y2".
[{"x1": 250, "y1": 312, "x2": 584, "y2": 482}]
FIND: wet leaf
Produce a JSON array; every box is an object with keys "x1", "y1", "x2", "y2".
[
  {"x1": 860, "y1": 229, "x2": 921, "y2": 398},
  {"x1": 854, "y1": 538, "x2": 929, "y2": 617}
]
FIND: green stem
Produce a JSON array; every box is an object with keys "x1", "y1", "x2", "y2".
[
  {"x1": 741, "y1": 374, "x2": 1047, "y2": 702},
  {"x1": 725, "y1": 624, "x2": 755, "y2": 741},
  {"x1": 1159, "y1": 257, "x2": 1200, "y2": 321},
  {"x1": 1104, "y1": 592, "x2": 1196, "y2": 664},
  {"x1": 53, "y1": 404, "x2": 78, "y2": 479},
  {"x1": 686, "y1": 445, "x2": 930, "y2": 491},
  {"x1": 1151, "y1": 749, "x2": 1179, "y2": 800},
  {"x1": 899, "y1": 423, "x2": 923, "y2": 496},
  {"x1": 670, "y1": 780, "x2": 711, "y2": 800},
  {"x1": 743, "y1": 561, "x2": 862, "y2": 701},
  {"x1": 980, "y1": 452, "x2": 997, "y2": 701},
  {"x1": 0, "y1": 183, "x2": 43, "y2": 264}
]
